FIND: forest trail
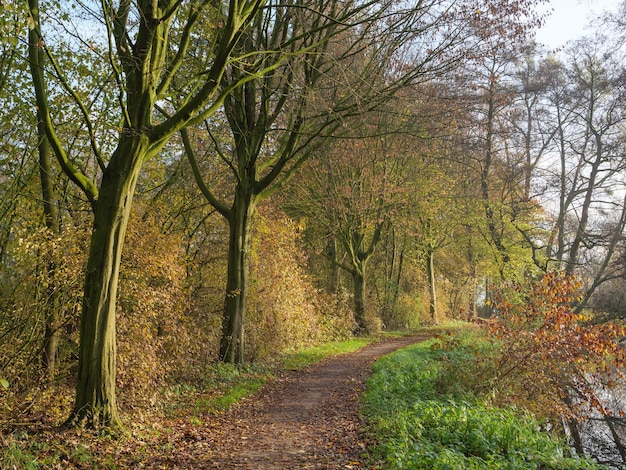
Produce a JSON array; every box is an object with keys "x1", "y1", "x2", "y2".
[{"x1": 150, "y1": 333, "x2": 434, "y2": 469}]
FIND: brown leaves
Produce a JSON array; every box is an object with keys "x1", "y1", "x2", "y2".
[{"x1": 484, "y1": 271, "x2": 626, "y2": 420}]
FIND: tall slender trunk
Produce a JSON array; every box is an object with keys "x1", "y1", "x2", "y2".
[
  {"x1": 393, "y1": 245, "x2": 404, "y2": 310},
  {"x1": 481, "y1": 75, "x2": 509, "y2": 278},
  {"x1": 352, "y1": 266, "x2": 367, "y2": 334},
  {"x1": 381, "y1": 228, "x2": 403, "y2": 322},
  {"x1": 566, "y1": 418, "x2": 585, "y2": 456},
  {"x1": 566, "y1": 141, "x2": 602, "y2": 276},
  {"x1": 220, "y1": 189, "x2": 257, "y2": 364},
  {"x1": 38, "y1": 128, "x2": 60, "y2": 381},
  {"x1": 470, "y1": 270, "x2": 478, "y2": 318},
  {"x1": 28, "y1": 0, "x2": 61, "y2": 382},
  {"x1": 67, "y1": 137, "x2": 146, "y2": 428},
  {"x1": 426, "y1": 247, "x2": 438, "y2": 324},
  {"x1": 325, "y1": 235, "x2": 339, "y2": 294},
  {"x1": 604, "y1": 415, "x2": 626, "y2": 465}
]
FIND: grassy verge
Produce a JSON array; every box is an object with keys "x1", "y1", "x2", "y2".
[
  {"x1": 280, "y1": 337, "x2": 373, "y2": 370},
  {"x1": 362, "y1": 329, "x2": 604, "y2": 469}
]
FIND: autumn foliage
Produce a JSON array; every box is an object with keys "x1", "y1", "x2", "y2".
[
  {"x1": 247, "y1": 205, "x2": 355, "y2": 360},
  {"x1": 117, "y1": 208, "x2": 196, "y2": 403},
  {"x1": 484, "y1": 271, "x2": 626, "y2": 420}
]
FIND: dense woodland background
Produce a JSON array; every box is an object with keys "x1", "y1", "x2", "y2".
[{"x1": 3, "y1": 0, "x2": 626, "y2": 463}]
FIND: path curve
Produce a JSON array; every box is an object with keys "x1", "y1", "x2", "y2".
[{"x1": 153, "y1": 333, "x2": 433, "y2": 469}]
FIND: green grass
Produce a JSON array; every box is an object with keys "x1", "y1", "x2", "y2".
[
  {"x1": 362, "y1": 331, "x2": 605, "y2": 469},
  {"x1": 2, "y1": 441, "x2": 39, "y2": 470},
  {"x1": 280, "y1": 337, "x2": 373, "y2": 370},
  {"x1": 195, "y1": 374, "x2": 269, "y2": 414}
]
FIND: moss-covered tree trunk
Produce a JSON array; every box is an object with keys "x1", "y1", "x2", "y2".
[
  {"x1": 67, "y1": 136, "x2": 147, "y2": 427},
  {"x1": 220, "y1": 189, "x2": 257, "y2": 364}
]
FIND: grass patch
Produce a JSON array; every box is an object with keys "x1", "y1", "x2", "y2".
[
  {"x1": 2, "y1": 441, "x2": 39, "y2": 470},
  {"x1": 280, "y1": 337, "x2": 373, "y2": 370},
  {"x1": 195, "y1": 375, "x2": 268, "y2": 414},
  {"x1": 362, "y1": 330, "x2": 605, "y2": 469}
]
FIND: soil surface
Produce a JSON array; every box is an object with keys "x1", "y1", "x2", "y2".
[{"x1": 151, "y1": 333, "x2": 433, "y2": 469}]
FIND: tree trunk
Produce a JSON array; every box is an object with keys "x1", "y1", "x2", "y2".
[
  {"x1": 66, "y1": 137, "x2": 146, "y2": 428},
  {"x1": 481, "y1": 75, "x2": 509, "y2": 277},
  {"x1": 42, "y1": 307, "x2": 59, "y2": 382},
  {"x1": 381, "y1": 229, "x2": 403, "y2": 324},
  {"x1": 566, "y1": 418, "x2": 585, "y2": 456},
  {"x1": 220, "y1": 189, "x2": 257, "y2": 364},
  {"x1": 566, "y1": 142, "x2": 602, "y2": 276},
  {"x1": 604, "y1": 415, "x2": 626, "y2": 466},
  {"x1": 29, "y1": 0, "x2": 60, "y2": 382},
  {"x1": 38, "y1": 119, "x2": 61, "y2": 381},
  {"x1": 325, "y1": 235, "x2": 339, "y2": 294},
  {"x1": 352, "y1": 267, "x2": 367, "y2": 334},
  {"x1": 426, "y1": 247, "x2": 438, "y2": 324},
  {"x1": 470, "y1": 275, "x2": 478, "y2": 318}
]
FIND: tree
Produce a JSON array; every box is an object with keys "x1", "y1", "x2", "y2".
[
  {"x1": 25, "y1": 0, "x2": 62, "y2": 381},
  {"x1": 465, "y1": 45, "x2": 519, "y2": 278},
  {"x1": 184, "y1": 0, "x2": 548, "y2": 360},
  {"x1": 412, "y1": 163, "x2": 469, "y2": 325},
  {"x1": 520, "y1": 37, "x2": 626, "y2": 310},
  {"x1": 292, "y1": 125, "x2": 403, "y2": 332},
  {"x1": 27, "y1": 0, "x2": 272, "y2": 427},
  {"x1": 484, "y1": 272, "x2": 626, "y2": 462},
  {"x1": 0, "y1": 1, "x2": 27, "y2": 264}
]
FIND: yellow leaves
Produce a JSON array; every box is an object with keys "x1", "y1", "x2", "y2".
[
  {"x1": 116, "y1": 206, "x2": 193, "y2": 402},
  {"x1": 26, "y1": 15, "x2": 36, "y2": 31},
  {"x1": 246, "y1": 204, "x2": 353, "y2": 359}
]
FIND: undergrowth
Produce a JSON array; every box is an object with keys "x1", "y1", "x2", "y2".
[{"x1": 362, "y1": 329, "x2": 605, "y2": 469}]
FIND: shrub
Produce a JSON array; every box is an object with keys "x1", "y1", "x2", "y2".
[
  {"x1": 484, "y1": 272, "x2": 626, "y2": 421},
  {"x1": 117, "y1": 208, "x2": 195, "y2": 403},
  {"x1": 246, "y1": 205, "x2": 354, "y2": 360},
  {"x1": 0, "y1": 223, "x2": 87, "y2": 421}
]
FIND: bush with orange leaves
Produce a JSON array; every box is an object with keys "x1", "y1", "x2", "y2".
[{"x1": 484, "y1": 271, "x2": 626, "y2": 421}]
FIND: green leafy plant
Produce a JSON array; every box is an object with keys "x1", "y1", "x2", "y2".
[{"x1": 363, "y1": 335, "x2": 603, "y2": 469}]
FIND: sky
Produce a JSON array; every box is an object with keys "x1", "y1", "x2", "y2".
[{"x1": 535, "y1": 0, "x2": 622, "y2": 48}]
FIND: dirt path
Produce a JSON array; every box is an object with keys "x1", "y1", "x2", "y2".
[{"x1": 151, "y1": 333, "x2": 433, "y2": 469}]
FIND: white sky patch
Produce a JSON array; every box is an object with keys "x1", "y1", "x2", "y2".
[{"x1": 535, "y1": 0, "x2": 621, "y2": 48}]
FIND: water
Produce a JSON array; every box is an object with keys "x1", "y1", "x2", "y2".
[{"x1": 571, "y1": 379, "x2": 626, "y2": 468}]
